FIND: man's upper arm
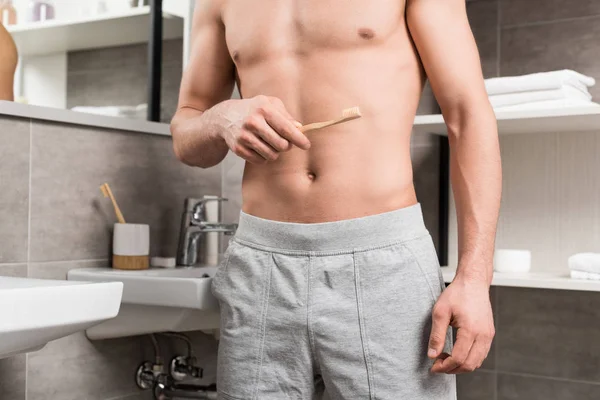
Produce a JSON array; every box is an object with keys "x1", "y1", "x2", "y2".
[
  {"x1": 177, "y1": 0, "x2": 235, "y2": 112},
  {"x1": 406, "y1": 0, "x2": 489, "y2": 118}
]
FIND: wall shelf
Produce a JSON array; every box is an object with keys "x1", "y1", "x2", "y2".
[
  {"x1": 414, "y1": 104, "x2": 600, "y2": 136},
  {"x1": 442, "y1": 266, "x2": 600, "y2": 292},
  {"x1": 8, "y1": 6, "x2": 184, "y2": 56}
]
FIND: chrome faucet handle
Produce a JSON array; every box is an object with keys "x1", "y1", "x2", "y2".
[{"x1": 189, "y1": 197, "x2": 229, "y2": 223}]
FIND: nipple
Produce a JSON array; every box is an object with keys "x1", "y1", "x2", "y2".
[{"x1": 358, "y1": 28, "x2": 375, "y2": 40}]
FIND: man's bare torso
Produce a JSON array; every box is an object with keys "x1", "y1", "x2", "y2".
[{"x1": 221, "y1": 0, "x2": 425, "y2": 222}]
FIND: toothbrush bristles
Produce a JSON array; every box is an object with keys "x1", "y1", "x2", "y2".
[{"x1": 341, "y1": 106, "x2": 362, "y2": 120}]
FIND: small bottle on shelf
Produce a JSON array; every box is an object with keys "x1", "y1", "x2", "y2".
[
  {"x1": 27, "y1": 0, "x2": 54, "y2": 23},
  {"x1": 0, "y1": 0, "x2": 17, "y2": 26}
]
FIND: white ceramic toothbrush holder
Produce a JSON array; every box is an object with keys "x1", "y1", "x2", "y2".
[
  {"x1": 112, "y1": 223, "x2": 150, "y2": 270},
  {"x1": 493, "y1": 249, "x2": 531, "y2": 273}
]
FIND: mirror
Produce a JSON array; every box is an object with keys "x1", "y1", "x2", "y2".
[{"x1": 1, "y1": 0, "x2": 191, "y2": 123}]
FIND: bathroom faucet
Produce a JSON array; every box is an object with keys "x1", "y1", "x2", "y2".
[{"x1": 176, "y1": 197, "x2": 237, "y2": 267}]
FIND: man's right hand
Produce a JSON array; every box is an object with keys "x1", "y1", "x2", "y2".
[{"x1": 216, "y1": 95, "x2": 311, "y2": 164}]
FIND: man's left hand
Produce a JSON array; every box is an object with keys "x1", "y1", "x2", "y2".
[{"x1": 427, "y1": 273, "x2": 495, "y2": 374}]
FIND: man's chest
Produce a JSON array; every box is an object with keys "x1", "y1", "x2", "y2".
[{"x1": 222, "y1": 0, "x2": 405, "y2": 64}]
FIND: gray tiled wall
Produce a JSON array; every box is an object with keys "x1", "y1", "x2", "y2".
[
  {"x1": 455, "y1": 0, "x2": 600, "y2": 399},
  {"x1": 0, "y1": 115, "x2": 221, "y2": 400}
]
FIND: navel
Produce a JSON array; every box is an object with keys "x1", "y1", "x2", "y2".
[
  {"x1": 358, "y1": 27, "x2": 375, "y2": 40},
  {"x1": 307, "y1": 171, "x2": 316, "y2": 181}
]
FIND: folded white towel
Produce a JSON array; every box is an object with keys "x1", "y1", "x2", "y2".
[
  {"x1": 494, "y1": 99, "x2": 600, "y2": 112},
  {"x1": 489, "y1": 85, "x2": 592, "y2": 108},
  {"x1": 71, "y1": 104, "x2": 148, "y2": 120},
  {"x1": 570, "y1": 270, "x2": 600, "y2": 281},
  {"x1": 568, "y1": 253, "x2": 600, "y2": 274},
  {"x1": 485, "y1": 70, "x2": 595, "y2": 96}
]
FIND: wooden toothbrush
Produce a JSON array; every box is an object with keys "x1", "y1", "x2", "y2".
[
  {"x1": 299, "y1": 106, "x2": 362, "y2": 133},
  {"x1": 100, "y1": 183, "x2": 126, "y2": 224}
]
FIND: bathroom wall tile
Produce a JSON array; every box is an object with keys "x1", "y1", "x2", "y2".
[
  {"x1": 68, "y1": 39, "x2": 182, "y2": 73},
  {"x1": 0, "y1": 354, "x2": 26, "y2": 400},
  {"x1": 0, "y1": 117, "x2": 29, "y2": 263},
  {"x1": 29, "y1": 122, "x2": 221, "y2": 262},
  {"x1": 456, "y1": 370, "x2": 496, "y2": 400},
  {"x1": 28, "y1": 259, "x2": 109, "y2": 280},
  {"x1": 68, "y1": 44, "x2": 146, "y2": 74},
  {"x1": 411, "y1": 144, "x2": 440, "y2": 251},
  {"x1": 501, "y1": 0, "x2": 600, "y2": 27},
  {"x1": 0, "y1": 263, "x2": 27, "y2": 277},
  {"x1": 27, "y1": 332, "x2": 154, "y2": 400},
  {"x1": 67, "y1": 68, "x2": 148, "y2": 110},
  {"x1": 496, "y1": 287, "x2": 600, "y2": 381},
  {"x1": 500, "y1": 16, "x2": 600, "y2": 99},
  {"x1": 467, "y1": 0, "x2": 499, "y2": 78},
  {"x1": 497, "y1": 373, "x2": 600, "y2": 400}
]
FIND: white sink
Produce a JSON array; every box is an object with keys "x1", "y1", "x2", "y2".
[
  {"x1": 67, "y1": 266, "x2": 220, "y2": 340},
  {"x1": 0, "y1": 277, "x2": 123, "y2": 359}
]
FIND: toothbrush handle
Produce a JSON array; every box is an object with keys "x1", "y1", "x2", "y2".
[{"x1": 300, "y1": 118, "x2": 343, "y2": 133}]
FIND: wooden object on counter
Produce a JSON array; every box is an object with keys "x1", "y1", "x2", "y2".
[{"x1": 112, "y1": 254, "x2": 149, "y2": 271}]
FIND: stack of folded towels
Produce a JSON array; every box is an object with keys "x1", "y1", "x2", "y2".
[
  {"x1": 568, "y1": 253, "x2": 600, "y2": 280},
  {"x1": 484, "y1": 70, "x2": 598, "y2": 111}
]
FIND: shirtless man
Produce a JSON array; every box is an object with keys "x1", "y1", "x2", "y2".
[
  {"x1": 172, "y1": 0, "x2": 500, "y2": 398},
  {"x1": 0, "y1": 23, "x2": 17, "y2": 101}
]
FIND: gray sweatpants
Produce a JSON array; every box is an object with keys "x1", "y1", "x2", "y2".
[{"x1": 211, "y1": 204, "x2": 456, "y2": 400}]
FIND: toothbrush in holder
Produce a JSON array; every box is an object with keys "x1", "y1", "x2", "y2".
[
  {"x1": 100, "y1": 183, "x2": 126, "y2": 224},
  {"x1": 299, "y1": 107, "x2": 362, "y2": 133}
]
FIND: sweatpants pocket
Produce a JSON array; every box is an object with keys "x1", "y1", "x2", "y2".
[{"x1": 402, "y1": 234, "x2": 445, "y2": 302}]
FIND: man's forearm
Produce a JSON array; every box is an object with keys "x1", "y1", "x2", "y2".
[
  {"x1": 446, "y1": 104, "x2": 501, "y2": 285},
  {"x1": 171, "y1": 104, "x2": 231, "y2": 168}
]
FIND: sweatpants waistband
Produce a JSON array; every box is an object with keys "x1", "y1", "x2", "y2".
[{"x1": 234, "y1": 203, "x2": 428, "y2": 253}]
